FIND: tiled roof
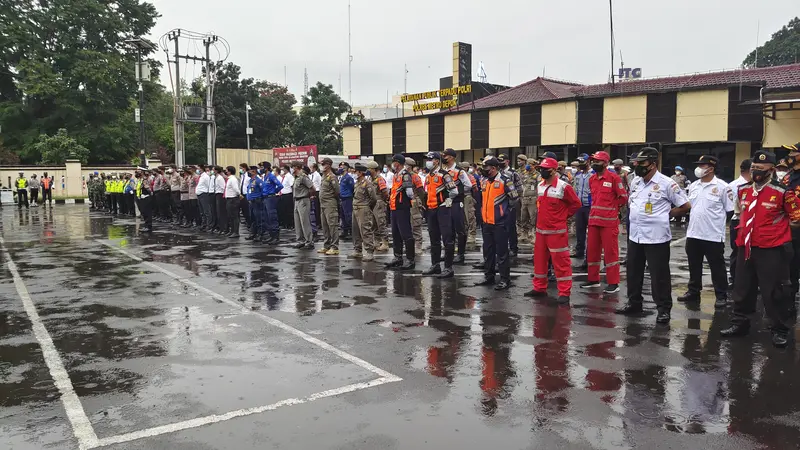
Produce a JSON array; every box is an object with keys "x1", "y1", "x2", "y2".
[{"x1": 452, "y1": 63, "x2": 800, "y2": 111}]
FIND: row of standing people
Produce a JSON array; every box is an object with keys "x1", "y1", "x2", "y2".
[{"x1": 13, "y1": 172, "x2": 55, "y2": 208}]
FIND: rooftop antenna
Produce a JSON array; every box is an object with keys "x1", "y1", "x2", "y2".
[
  {"x1": 609, "y1": 0, "x2": 615, "y2": 86},
  {"x1": 348, "y1": 0, "x2": 353, "y2": 105},
  {"x1": 303, "y1": 67, "x2": 309, "y2": 97},
  {"x1": 478, "y1": 61, "x2": 487, "y2": 83},
  {"x1": 754, "y1": 19, "x2": 760, "y2": 68}
]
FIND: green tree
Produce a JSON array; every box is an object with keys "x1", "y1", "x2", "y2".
[
  {"x1": 0, "y1": 0, "x2": 159, "y2": 163},
  {"x1": 292, "y1": 82, "x2": 351, "y2": 155},
  {"x1": 743, "y1": 17, "x2": 800, "y2": 67},
  {"x1": 33, "y1": 129, "x2": 90, "y2": 164}
]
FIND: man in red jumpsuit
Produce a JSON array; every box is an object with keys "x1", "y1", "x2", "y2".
[
  {"x1": 721, "y1": 150, "x2": 800, "y2": 348},
  {"x1": 524, "y1": 157, "x2": 581, "y2": 304},
  {"x1": 580, "y1": 151, "x2": 628, "y2": 293}
]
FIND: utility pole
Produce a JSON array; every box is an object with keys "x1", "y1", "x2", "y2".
[
  {"x1": 126, "y1": 38, "x2": 155, "y2": 167},
  {"x1": 245, "y1": 102, "x2": 252, "y2": 164},
  {"x1": 169, "y1": 30, "x2": 185, "y2": 167},
  {"x1": 204, "y1": 36, "x2": 215, "y2": 165},
  {"x1": 348, "y1": 0, "x2": 352, "y2": 106}
]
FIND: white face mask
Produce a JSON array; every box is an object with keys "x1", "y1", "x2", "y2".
[
  {"x1": 383, "y1": 167, "x2": 388, "y2": 173},
  {"x1": 777, "y1": 171, "x2": 788, "y2": 179},
  {"x1": 468, "y1": 168, "x2": 473, "y2": 173},
  {"x1": 694, "y1": 167, "x2": 709, "y2": 179},
  {"x1": 425, "y1": 161, "x2": 434, "y2": 170}
]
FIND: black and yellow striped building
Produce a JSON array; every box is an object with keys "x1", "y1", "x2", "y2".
[{"x1": 344, "y1": 64, "x2": 800, "y2": 180}]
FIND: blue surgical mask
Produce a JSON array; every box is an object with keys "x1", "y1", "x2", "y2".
[
  {"x1": 383, "y1": 167, "x2": 388, "y2": 174},
  {"x1": 336, "y1": 168, "x2": 344, "y2": 176},
  {"x1": 525, "y1": 165, "x2": 531, "y2": 171},
  {"x1": 195, "y1": 169, "x2": 201, "y2": 175}
]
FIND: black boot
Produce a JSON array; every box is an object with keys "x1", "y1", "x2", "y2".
[
  {"x1": 720, "y1": 322, "x2": 750, "y2": 337},
  {"x1": 494, "y1": 279, "x2": 510, "y2": 290},
  {"x1": 656, "y1": 311, "x2": 671, "y2": 324},
  {"x1": 615, "y1": 302, "x2": 643, "y2": 315},
  {"x1": 474, "y1": 277, "x2": 495, "y2": 286},
  {"x1": 422, "y1": 264, "x2": 441, "y2": 276},
  {"x1": 400, "y1": 258, "x2": 415, "y2": 271},
  {"x1": 385, "y1": 257, "x2": 403, "y2": 269},
  {"x1": 677, "y1": 292, "x2": 700, "y2": 303},
  {"x1": 438, "y1": 267, "x2": 455, "y2": 279}
]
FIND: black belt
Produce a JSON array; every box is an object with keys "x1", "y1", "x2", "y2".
[{"x1": 294, "y1": 196, "x2": 308, "y2": 200}]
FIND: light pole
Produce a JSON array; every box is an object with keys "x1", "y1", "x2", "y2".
[
  {"x1": 245, "y1": 102, "x2": 253, "y2": 164},
  {"x1": 125, "y1": 38, "x2": 156, "y2": 168}
]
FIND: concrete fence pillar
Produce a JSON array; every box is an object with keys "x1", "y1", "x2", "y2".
[{"x1": 65, "y1": 159, "x2": 82, "y2": 198}]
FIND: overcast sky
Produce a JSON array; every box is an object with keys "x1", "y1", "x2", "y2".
[{"x1": 148, "y1": 0, "x2": 798, "y2": 107}]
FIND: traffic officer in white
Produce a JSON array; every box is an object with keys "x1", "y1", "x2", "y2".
[
  {"x1": 677, "y1": 155, "x2": 734, "y2": 308},
  {"x1": 616, "y1": 147, "x2": 691, "y2": 324}
]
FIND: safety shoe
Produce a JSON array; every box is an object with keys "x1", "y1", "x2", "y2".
[
  {"x1": 494, "y1": 280, "x2": 510, "y2": 290},
  {"x1": 399, "y1": 259, "x2": 415, "y2": 270},
  {"x1": 317, "y1": 247, "x2": 330, "y2": 254},
  {"x1": 325, "y1": 248, "x2": 340, "y2": 255},
  {"x1": 603, "y1": 284, "x2": 620, "y2": 294},
  {"x1": 362, "y1": 252, "x2": 374, "y2": 261},
  {"x1": 720, "y1": 323, "x2": 750, "y2": 337},
  {"x1": 474, "y1": 277, "x2": 495, "y2": 286},
  {"x1": 348, "y1": 252, "x2": 363, "y2": 259},
  {"x1": 580, "y1": 281, "x2": 601, "y2": 289},
  {"x1": 422, "y1": 265, "x2": 441, "y2": 276},
  {"x1": 438, "y1": 267, "x2": 455, "y2": 279},
  {"x1": 677, "y1": 292, "x2": 700, "y2": 303},
  {"x1": 524, "y1": 289, "x2": 547, "y2": 298},
  {"x1": 557, "y1": 295, "x2": 570, "y2": 305},
  {"x1": 615, "y1": 302, "x2": 643, "y2": 315},
  {"x1": 384, "y1": 257, "x2": 403, "y2": 269}
]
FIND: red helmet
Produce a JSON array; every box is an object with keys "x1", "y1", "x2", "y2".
[{"x1": 538, "y1": 157, "x2": 558, "y2": 169}]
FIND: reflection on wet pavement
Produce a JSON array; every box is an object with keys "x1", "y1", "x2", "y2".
[{"x1": 1, "y1": 206, "x2": 798, "y2": 449}]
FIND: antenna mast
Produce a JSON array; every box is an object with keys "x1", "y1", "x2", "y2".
[
  {"x1": 348, "y1": 0, "x2": 353, "y2": 106},
  {"x1": 303, "y1": 67, "x2": 309, "y2": 97},
  {"x1": 609, "y1": 0, "x2": 615, "y2": 85}
]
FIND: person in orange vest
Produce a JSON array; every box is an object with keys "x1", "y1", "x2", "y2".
[
  {"x1": 579, "y1": 151, "x2": 628, "y2": 294},
  {"x1": 474, "y1": 156, "x2": 519, "y2": 290},
  {"x1": 41, "y1": 172, "x2": 53, "y2": 206},
  {"x1": 721, "y1": 150, "x2": 800, "y2": 348},
  {"x1": 422, "y1": 151, "x2": 459, "y2": 278},
  {"x1": 385, "y1": 153, "x2": 418, "y2": 271},
  {"x1": 524, "y1": 157, "x2": 581, "y2": 304}
]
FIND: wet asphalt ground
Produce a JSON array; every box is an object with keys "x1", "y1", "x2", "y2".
[{"x1": 2, "y1": 205, "x2": 800, "y2": 450}]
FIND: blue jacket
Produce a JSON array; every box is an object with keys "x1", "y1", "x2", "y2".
[
  {"x1": 339, "y1": 173, "x2": 355, "y2": 198},
  {"x1": 261, "y1": 173, "x2": 283, "y2": 196},
  {"x1": 246, "y1": 177, "x2": 263, "y2": 200}
]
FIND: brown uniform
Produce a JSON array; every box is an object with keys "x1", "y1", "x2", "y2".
[{"x1": 352, "y1": 175, "x2": 377, "y2": 254}]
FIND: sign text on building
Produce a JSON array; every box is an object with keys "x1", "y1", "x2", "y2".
[
  {"x1": 413, "y1": 99, "x2": 458, "y2": 112},
  {"x1": 618, "y1": 67, "x2": 642, "y2": 80},
  {"x1": 401, "y1": 84, "x2": 472, "y2": 103}
]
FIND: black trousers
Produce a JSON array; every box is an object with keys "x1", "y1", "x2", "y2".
[
  {"x1": 312, "y1": 197, "x2": 321, "y2": 231},
  {"x1": 17, "y1": 189, "x2": 28, "y2": 208},
  {"x1": 226, "y1": 197, "x2": 240, "y2": 235},
  {"x1": 483, "y1": 218, "x2": 510, "y2": 281},
  {"x1": 790, "y1": 227, "x2": 800, "y2": 295},
  {"x1": 30, "y1": 188, "x2": 39, "y2": 204},
  {"x1": 170, "y1": 191, "x2": 181, "y2": 219},
  {"x1": 451, "y1": 199, "x2": 467, "y2": 257},
  {"x1": 127, "y1": 194, "x2": 136, "y2": 216},
  {"x1": 575, "y1": 205, "x2": 590, "y2": 257},
  {"x1": 685, "y1": 237, "x2": 729, "y2": 300},
  {"x1": 157, "y1": 191, "x2": 171, "y2": 219},
  {"x1": 239, "y1": 197, "x2": 251, "y2": 228},
  {"x1": 215, "y1": 193, "x2": 226, "y2": 231},
  {"x1": 279, "y1": 194, "x2": 294, "y2": 228},
  {"x1": 198, "y1": 193, "x2": 212, "y2": 229},
  {"x1": 427, "y1": 207, "x2": 454, "y2": 267},
  {"x1": 732, "y1": 245, "x2": 794, "y2": 333},
  {"x1": 505, "y1": 202, "x2": 519, "y2": 253},
  {"x1": 390, "y1": 208, "x2": 414, "y2": 260},
  {"x1": 42, "y1": 189, "x2": 52, "y2": 204},
  {"x1": 139, "y1": 196, "x2": 153, "y2": 229},
  {"x1": 729, "y1": 219, "x2": 739, "y2": 284},
  {"x1": 627, "y1": 240, "x2": 672, "y2": 312}
]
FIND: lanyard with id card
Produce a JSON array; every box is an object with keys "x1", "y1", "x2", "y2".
[{"x1": 644, "y1": 193, "x2": 653, "y2": 215}]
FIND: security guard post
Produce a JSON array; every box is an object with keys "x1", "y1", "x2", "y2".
[
  {"x1": 318, "y1": 158, "x2": 342, "y2": 255},
  {"x1": 779, "y1": 142, "x2": 800, "y2": 297},
  {"x1": 405, "y1": 158, "x2": 426, "y2": 253},
  {"x1": 524, "y1": 157, "x2": 581, "y2": 304},
  {"x1": 135, "y1": 167, "x2": 154, "y2": 232},
  {"x1": 460, "y1": 161, "x2": 479, "y2": 246},
  {"x1": 261, "y1": 162, "x2": 283, "y2": 244},
  {"x1": 292, "y1": 161, "x2": 316, "y2": 249},
  {"x1": 727, "y1": 159, "x2": 752, "y2": 289},
  {"x1": 16, "y1": 172, "x2": 29, "y2": 209},
  {"x1": 422, "y1": 152, "x2": 459, "y2": 278},
  {"x1": 518, "y1": 155, "x2": 540, "y2": 245},
  {"x1": 474, "y1": 157, "x2": 518, "y2": 290},
  {"x1": 385, "y1": 153, "x2": 417, "y2": 270},
  {"x1": 350, "y1": 163, "x2": 377, "y2": 261},
  {"x1": 677, "y1": 155, "x2": 734, "y2": 308},
  {"x1": 367, "y1": 161, "x2": 390, "y2": 252},
  {"x1": 721, "y1": 150, "x2": 800, "y2": 347},
  {"x1": 616, "y1": 147, "x2": 690, "y2": 324},
  {"x1": 579, "y1": 151, "x2": 627, "y2": 293},
  {"x1": 443, "y1": 148, "x2": 472, "y2": 263},
  {"x1": 571, "y1": 153, "x2": 592, "y2": 268},
  {"x1": 498, "y1": 154, "x2": 522, "y2": 257},
  {"x1": 245, "y1": 166, "x2": 264, "y2": 240}
]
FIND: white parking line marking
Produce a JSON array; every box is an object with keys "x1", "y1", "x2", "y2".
[
  {"x1": 94, "y1": 377, "x2": 395, "y2": 448},
  {"x1": 0, "y1": 237, "x2": 100, "y2": 450}
]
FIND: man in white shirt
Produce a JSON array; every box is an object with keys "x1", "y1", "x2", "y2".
[
  {"x1": 726, "y1": 158, "x2": 751, "y2": 290},
  {"x1": 223, "y1": 165, "x2": 242, "y2": 238},
  {"x1": 280, "y1": 165, "x2": 295, "y2": 229},
  {"x1": 212, "y1": 166, "x2": 227, "y2": 233},
  {"x1": 678, "y1": 155, "x2": 734, "y2": 308},
  {"x1": 616, "y1": 147, "x2": 691, "y2": 324},
  {"x1": 195, "y1": 165, "x2": 212, "y2": 230},
  {"x1": 381, "y1": 164, "x2": 394, "y2": 187}
]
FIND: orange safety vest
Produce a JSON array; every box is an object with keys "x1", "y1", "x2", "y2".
[
  {"x1": 390, "y1": 175, "x2": 404, "y2": 211},
  {"x1": 481, "y1": 176, "x2": 510, "y2": 225},
  {"x1": 425, "y1": 169, "x2": 452, "y2": 209},
  {"x1": 42, "y1": 178, "x2": 51, "y2": 190}
]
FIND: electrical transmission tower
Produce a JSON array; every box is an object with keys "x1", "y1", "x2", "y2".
[{"x1": 159, "y1": 29, "x2": 230, "y2": 166}]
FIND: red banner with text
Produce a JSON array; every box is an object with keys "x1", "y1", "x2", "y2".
[{"x1": 273, "y1": 145, "x2": 318, "y2": 168}]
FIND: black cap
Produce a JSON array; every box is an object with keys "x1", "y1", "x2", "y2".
[
  {"x1": 542, "y1": 151, "x2": 557, "y2": 160},
  {"x1": 739, "y1": 159, "x2": 752, "y2": 171},
  {"x1": 392, "y1": 154, "x2": 406, "y2": 165},
  {"x1": 753, "y1": 150, "x2": 776, "y2": 165},
  {"x1": 354, "y1": 163, "x2": 367, "y2": 172},
  {"x1": 249, "y1": 166, "x2": 258, "y2": 171},
  {"x1": 483, "y1": 157, "x2": 500, "y2": 167},
  {"x1": 497, "y1": 153, "x2": 508, "y2": 162},
  {"x1": 426, "y1": 151, "x2": 442, "y2": 160},
  {"x1": 443, "y1": 148, "x2": 457, "y2": 158},
  {"x1": 320, "y1": 158, "x2": 333, "y2": 165},
  {"x1": 694, "y1": 155, "x2": 718, "y2": 166},
  {"x1": 341, "y1": 161, "x2": 351, "y2": 168},
  {"x1": 631, "y1": 147, "x2": 659, "y2": 162},
  {"x1": 782, "y1": 142, "x2": 800, "y2": 152}
]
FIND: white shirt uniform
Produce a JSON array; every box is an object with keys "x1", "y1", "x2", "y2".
[
  {"x1": 686, "y1": 177, "x2": 734, "y2": 242},
  {"x1": 281, "y1": 172, "x2": 294, "y2": 194},
  {"x1": 310, "y1": 171, "x2": 322, "y2": 191},
  {"x1": 224, "y1": 175, "x2": 241, "y2": 198},
  {"x1": 628, "y1": 171, "x2": 690, "y2": 244},
  {"x1": 728, "y1": 175, "x2": 749, "y2": 219},
  {"x1": 195, "y1": 172, "x2": 210, "y2": 195},
  {"x1": 240, "y1": 172, "x2": 251, "y2": 196},
  {"x1": 213, "y1": 173, "x2": 226, "y2": 194},
  {"x1": 381, "y1": 170, "x2": 394, "y2": 187}
]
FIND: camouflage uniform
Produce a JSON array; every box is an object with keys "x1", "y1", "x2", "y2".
[{"x1": 518, "y1": 169, "x2": 540, "y2": 244}]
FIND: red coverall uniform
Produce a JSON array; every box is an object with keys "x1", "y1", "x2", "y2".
[
  {"x1": 533, "y1": 177, "x2": 581, "y2": 296},
  {"x1": 587, "y1": 170, "x2": 628, "y2": 284}
]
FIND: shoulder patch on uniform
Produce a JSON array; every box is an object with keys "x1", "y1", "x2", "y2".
[
  {"x1": 617, "y1": 183, "x2": 624, "y2": 190},
  {"x1": 727, "y1": 190, "x2": 734, "y2": 201}
]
